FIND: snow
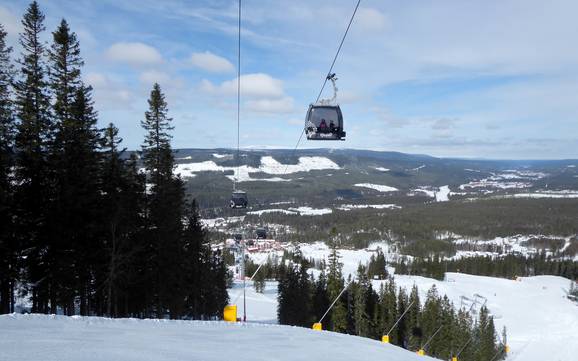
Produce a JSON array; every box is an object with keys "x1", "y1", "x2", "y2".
[
  {"x1": 201, "y1": 216, "x2": 245, "y2": 228},
  {"x1": 504, "y1": 191, "x2": 578, "y2": 199},
  {"x1": 247, "y1": 209, "x2": 297, "y2": 216},
  {"x1": 247, "y1": 207, "x2": 333, "y2": 216},
  {"x1": 389, "y1": 273, "x2": 578, "y2": 361},
  {"x1": 374, "y1": 167, "x2": 390, "y2": 172},
  {"x1": 0, "y1": 314, "x2": 433, "y2": 361},
  {"x1": 228, "y1": 281, "x2": 278, "y2": 323},
  {"x1": 212, "y1": 153, "x2": 228, "y2": 158},
  {"x1": 174, "y1": 156, "x2": 339, "y2": 182},
  {"x1": 288, "y1": 206, "x2": 333, "y2": 216},
  {"x1": 354, "y1": 183, "x2": 399, "y2": 192},
  {"x1": 435, "y1": 185, "x2": 450, "y2": 202},
  {"x1": 336, "y1": 204, "x2": 401, "y2": 211},
  {"x1": 459, "y1": 170, "x2": 547, "y2": 191}
]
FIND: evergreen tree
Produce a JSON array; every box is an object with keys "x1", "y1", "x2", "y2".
[
  {"x1": 182, "y1": 200, "x2": 228, "y2": 319},
  {"x1": 253, "y1": 268, "x2": 266, "y2": 293},
  {"x1": 476, "y1": 306, "x2": 497, "y2": 361},
  {"x1": 407, "y1": 284, "x2": 422, "y2": 350},
  {"x1": 311, "y1": 269, "x2": 329, "y2": 326},
  {"x1": 353, "y1": 265, "x2": 371, "y2": 337},
  {"x1": 327, "y1": 241, "x2": 347, "y2": 332},
  {"x1": 14, "y1": 1, "x2": 53, "y2": 314},
  {"x1": 140, "y1": 83, "x2": 185, "y2": 318},
  {"x1": 0, "y1": 23, "x2": 16, "y2": 314}
]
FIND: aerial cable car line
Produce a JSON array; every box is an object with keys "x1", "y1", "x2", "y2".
[
  {"x1": 224, "y1": 0, "x2": 363, "y2": 323},
  {"x1": 230, "y1": 0, "x2": 248, "y2": 210},
  {"x1": 283, "y1": 0, "x2": 361, "y2": 174}
]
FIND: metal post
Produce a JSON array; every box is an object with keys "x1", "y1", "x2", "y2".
[
  {"x1": 421, "y1": 325, "x2": 443, "y2": 351},
  {"x1": 386, "y1": 300, "x2": 415, "y2": 336},
  {"x1": 318, "y1": 282, "x2": 350, "y2": 324}
]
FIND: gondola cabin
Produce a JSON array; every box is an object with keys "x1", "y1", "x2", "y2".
[
  {"x1": 230, "y1": 190, "x2": 248, "y2": 209},
  {"x1": 256, "y1": 227, "x2": 267, "y2": 239},
  {"x1": 305, "y1": 104, "x2": 345, "y2": 141}
]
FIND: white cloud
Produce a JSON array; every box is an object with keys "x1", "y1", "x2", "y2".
[
  {"x1": 190, "y1": 51, "x2": 234, "y2": 73},
  {"x1": 245, "y1": 97, "x2": 294, "y2": 114},
  {"x1": 84, "y1": 72, "x2": 135, "y2": 110},
  {"x1": 355, "y1": 7, "x2": 388, "y2": 32},
  {"x1": 0, "y1": 6, "x2": 19, "y2": 35},
  {"x1": 201, "y1": 73, "x2": 284, "y2": 98},
  {"x1": 105, "y1": 42, "x2": 163, "y2": 66},
  {"x1": 139, "y1": 70, "x2": 171, "y2": 85}
]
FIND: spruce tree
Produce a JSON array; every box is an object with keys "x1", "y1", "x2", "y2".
[
  {"x1": 14, "y1": 0, "x2": 53, "y2": 313},
  {"x1": 353, "y1": 265, "x2": 371, "y2": 337},
  {"x1": 140, "y1": 83, "x2": 184, "y2": 318},
  {"x1": 0, "y1": 23, "x2": 16, "y2": 314},
  {"x1": 327, "y1": 241, "x2": 347, "y2": 332}
]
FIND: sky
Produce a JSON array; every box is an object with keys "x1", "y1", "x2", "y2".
[{"x1": 1, "y1": 0, "x2": 577, "y2": 159}]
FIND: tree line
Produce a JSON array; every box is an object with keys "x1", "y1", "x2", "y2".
[
  {"x1": 391, "y1": 254, "x2": 578, "y2": 281},
  {"x1": 0, "y1": 2, "x2": 228, "y2": 318},
  {"x1": 276, "y1": 243, "x2": 507, "y2": 360}
]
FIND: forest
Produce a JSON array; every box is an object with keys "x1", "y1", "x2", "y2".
[
  {"x1": 0, "y1": 2, "x2": 228, "y2": 317},
  {"x1": 275, "y1": 244, "x2": 507, "y2": 361}
]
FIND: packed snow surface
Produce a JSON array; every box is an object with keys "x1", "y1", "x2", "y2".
[
  {"x1": 374, "y1": 167, "x2": 390, "y2": 172},
  {"x1": 0, "y1": 314, "x2": 433, "y2": 361},
  {"x1": 354, "y1": 183, "x2": 398, "y2": 192},
  {"x1": 288, "y1": 206, "x2": 333, "y2": 216},
  {"x1": 435, "y1": 185, "x2": 451, "y2": 202},
  {"x1": 174, "y1": 156, "x2": 339, "y2": 182},
  {"x1": 336, "y1": 204, "x2": 401, "y2": 211},
  {"x1": 391, "y1": 273, "x2": 578, "y2": 361}
]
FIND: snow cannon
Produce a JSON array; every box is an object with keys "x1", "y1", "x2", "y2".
[
  {"x1": 223, "y1": 305, "x2": 237, "y2": 322},
  {"x1": 451, "y1": 357, "x2": 458, "y2": 361},
  {"x1": 381, "y1": 335, "x2": 389, "y2": 343},
  {"x1": 312, "y1": 322, "x2": 322, "y2": 331},
  {"x1": 416, "y1": 349, "x2": 425, "y2": 356}
]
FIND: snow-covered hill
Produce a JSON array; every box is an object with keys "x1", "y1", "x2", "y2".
[
  {"x1": 0, "y1": 314, "x2": 433, "y2": 361},
  {"x1": 236, "y1": 244, "x2": 578, "y2": 361},
  {"x1": 392, "y1": 273, "x2": 578, "y2": 361}
]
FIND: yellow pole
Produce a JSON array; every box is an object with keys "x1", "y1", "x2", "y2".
[
  {"x1": 452, "y1": 357, "x2": 458, "y2": 361},
  {"x1": 381, "y1": 335, "x2": 389, "y2": 343},
  {"x1": 312, "y1": 322, "x2": 322, "y2": 331},
  {"x1": 416, "y1": 349, "x2": 425, "y2": 356}
]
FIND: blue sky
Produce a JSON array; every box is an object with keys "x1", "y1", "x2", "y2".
[{"x1": 2, "y1": 0, "x2": 578, "y2": 159}]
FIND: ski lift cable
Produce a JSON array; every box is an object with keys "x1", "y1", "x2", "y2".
[
  {"x1": 234, "y1": 0, "x2": 242, "y2": 192},
  {"x1": 282, "y1": 0, "x2": 362, "y2": 174},
  {"x1": 314, "y1": 0, "x2": 361, "y2": 105}
]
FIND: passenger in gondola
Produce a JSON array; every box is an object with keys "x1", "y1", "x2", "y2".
[
  {"x1": 329, "y1": 119, "x2": 336, "y2": 134},
  {"x1": 319, "y1": 119, "x2": 328, "y2": 133}
]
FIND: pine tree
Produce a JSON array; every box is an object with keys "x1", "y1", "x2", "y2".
[
  {"x1": 48, "y1": 19, "x2": 82, "y2": 125},
  {"x1": 140, "y1": 83, "x2": 184, "y2": 318},
  {"x1": 0, "y1": 23, "x2": 16, "y2": 314},
  {"x1": 327, "y1": 241, "x2": 347, "y2": 332},
  {"x1": 353, "y1": 265, "x2": 371, "y2": 337},
  {"x1": 476, "y1": 306, "x2": 497, "y2": 361},
  {"x1": 311, "y1": 269, "x2": 329, "y2": 326},
  {"x1": 407, "y1": 284, "x2": 422, "y2": 350},
  {"x1": 253, "y1": 267, "x2": 266, "y2": 293},
  {"x1": 14, "y1": 1, "x2": 53, "y2": 314}
]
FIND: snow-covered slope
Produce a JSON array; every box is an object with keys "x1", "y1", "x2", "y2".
[
  {"x1": 0, "y1": 314, "x2": 434, "y2": 361},
  {"x1": 246, "y1": 244, "x2": 578, "y2": 361},
  {"x1": 391, "y1": 273, "x2": 578, "y2": 361}
]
